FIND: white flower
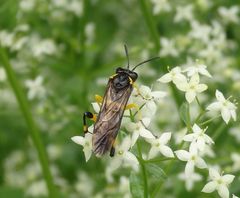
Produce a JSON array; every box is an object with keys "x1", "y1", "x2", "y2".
[
  {"x1": 175, "y1": 144, "x2": 207, "y2": 175},
  {"x1": 157, "y1": 66, "x2": 186, "y2": 85},
  {"x1": 66, "y1": 0, "x2": 83, "y2": 16},
  {"x1": 25, "y1": 76, "x2": 46, "y2": 100},
  {"x1": 159, "y1": 38, "x2": 179, "y2": 57},
  {"x1": 231, "y1": 153, "x2": 240, "y2": 172},
  {"x1": 110, "y1": 136, "x2": 139, "y2": 171},
  {"x1": 177, "y1": 74, "x2": 208, "y2": 103},
  {"x1": 32, "y1": 39, "x2": 57, "y2": 58},
  {"x1": 146, "y1": 132, "x2": 174, "y2": 159},
  {"x1": 71, "y1": 133, "x2": 92, "y2": 162},
  {"x1": 150, "y1": 0, "x2": 171, "y2": 15},
  {"x1": 0, "y1": 31, "x2": 14, "y2": 47},
  {"x1": 188, "y1": 20, "x2": 211, "y2": 44},
  {"x1": 0, "y1": 67, "x2": 6, "y2": 82},
  {"x1": 178, "y1": 171, "x2": 202, "y2": 191},
  {"x1": 207, "y1": 90, "x2": 237, "y2": 124},
  {"x1": 233, "y1": 195, "x2": 239, "y2": 198},
  {"x1": 183, "y1": 124, "x2": 214, "y2": 151},
  {"x1": 174, "y1": 5, "x2": 194, "y2": 23},
  {"x1": 134, "y1": 85, "x2": 167, "y2": 117},
  {"x1": 218, "y1": 6, "x2": 239, "y2": 24},
  {"x1": 184, "y1": 63, "x2": 212, "y2": 77},
  {"x1": 126, "y1": 118, "x2": 155, "y2": 146},
  {"x1": 202, "y1": 168, "x2": 235, "y2": 198}
]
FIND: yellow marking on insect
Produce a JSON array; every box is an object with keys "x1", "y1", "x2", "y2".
[
  {"x1": 83, "y1": 125, "x2": 88, "y2": 132},
  {"x1": 95, "y1": 94, "x2": 103, "y2": 104},
  {"x1": 90, "y1": 114, "x2": 97, "y2": 122},
  {"x1": 128, "y1": 77, "x2": 133, "y2": 85},
  {"x1": 110, "y1": 74, "x2": 118, "y2": 79},
  {"x1": 125, "y1": 103, "x2": 139, "y2": 110}
]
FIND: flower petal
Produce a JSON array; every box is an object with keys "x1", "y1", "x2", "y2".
[
  {"x1": 192, "y1": 124, "x2": 202, "y2": 134},
  {"x1": 139, "y1": 128, "x2": 155, "y2": 139},
  {"x1": 217, "y1": 184, "x2": 229, "y2": 198},
  {"x1": 83, "y1": 147, "x2": 92, "y2": 162},
  {"x1": 183, "y1": 134, "x2": 195, "y2": 142},
  {"x1": 196, "y1": 84, "x2": 208, "y2": 93},
  {"x1": 202, "y1": 181, "x2": 217, "y2": 193},
  {"x1": 148, "y1": 146, "x2": 159, "y2": 159},
  {"x1": 131, "y1": 131, "x2": 140, "y2": 147},
  {"x1": 186, "y1": 91, "x2": 196, "y2": 103},
  {"x1": 185, "y1": 161, "x2": 194, "y2": 175},
  {"x1": 159, "y1": 132, "x2": 172, "y2": 144},
  {"x1": 222, "y1": 174, "x2": 235, "y2": 185},
  {"x1": 175, "y1": 150, "x2": 190, "y2": 161},
  {"x1": 221, "y1": 107, "x2": 231, "y2": 124},
  {"x1": 151, "y1": 91, "x2": 167, "y2": 100},
  {"x1": 207, "y1": 102, "x2": 221, "y2": 111},
  {"x1": 216, "y1": 90, "x2": 225, "y2": 102},
  {"x1": 71, "y1": 136, "x2": 85, "y2": 146},
  {"x1": 159, "y1": 145, "x2": 174, "y2": 158},
  {"x1": 157, "y1": 73, "x2": 172, "y2": 83},
  {"x1": 195, "y1": 157, "x2": 207, "y2": 169},
  {"x1": 209, "y1": 168, "x2": 220, "y2": 180}
]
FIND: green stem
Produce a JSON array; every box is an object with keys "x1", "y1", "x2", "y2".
[
  {"x1": 137, "y1": 142, "x2": 148, "y2": 198},
  {"x1": 138, "y1": 0, "x2": 160, "y2": 51},
  {"x1": 0, "y1": 47, "x2": 57, "y2": 198},
  {"x1": 199, "y1": 115, "x2": 221, "y2": 126}
]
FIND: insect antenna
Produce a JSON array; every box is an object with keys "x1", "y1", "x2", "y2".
[
  {"x1": 124, "y1": 44, "x2": 130, "y2": 69},
  {"x1": 132, "y1": 56, "x2": 160, "y2": 71}
]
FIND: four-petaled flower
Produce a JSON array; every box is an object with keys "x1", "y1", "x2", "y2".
[
  {"x1": 177, "y1": 74, "x2": 208, "y2": 103},
  {"x1": 71, "y1": 133, "x2": 93, "y2": 162},
  {"x1": 157, "y1": 66, "x2": 186, "y2": 85},
  {"x1": 175, "y1": 144, "x2": 207, "y2": 175},
  {"x1": 202, "y1": 168, "x2": 235, "y2": 198},
  {"x1": 207, "y1": 90, "x2": 237, "y2": 124},
  {"x1": 109, "y1": 136, "x2": 139, "y2": 171},
  {"x1": 184, "y1": 63, "x2": 212, "y2": 78},
  {"x1": 126, "y1": 118, "x2": 155, "y2": 146},
  {"x1": 146, "y1": 132, "x2": 174, "y2": 159},
  {"x1": 183, "y1": 124, "x2": 214, "y2": 151},
  {"x1": 25, "y1": 76, "x2": 46, "y2": 100},
  {"x1": 178, "y1": 171, "x2": 202, "y2": 191}
]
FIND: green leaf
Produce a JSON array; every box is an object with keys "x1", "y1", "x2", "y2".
[
  {"x1": 129, "y1": 172, "x2": 144, "y2": 198},
  {"x1": 146, "y1": 163, "x2": 167, "y2": 180},
  {"x1": 179, "y1": 102, "x2": 191, "y2": 128}
]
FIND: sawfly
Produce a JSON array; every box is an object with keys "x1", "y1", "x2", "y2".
[{"x1": 83, "y1": 45, "x2": 159, "y2": 157}]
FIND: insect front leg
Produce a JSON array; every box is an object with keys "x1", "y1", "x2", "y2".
[
  {"x1": 110, "y1": 139, "x2": 116, "y2": 157},
  {"x1": 83, "y1": 112, "x2": 97, "y2": 135}
]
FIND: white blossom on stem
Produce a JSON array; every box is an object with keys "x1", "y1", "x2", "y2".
[
  {"x1": 126, "y1": 118, "x2": 155, "y2": 146},
  {"x1": 207, "y1": 90, "x2": 237, "y2": 124},
  {"x1": 146, "y1": 132, "x2": 174, "y2": 159},
  {"x1": 177, "y1": 74, "x2": 208, "y2": 103},
  {"x1": 109, "y1": 136, "x2": 139, "y2": 171},
  {"x1": 157, "y1": 66, "x2": 186, "y2": 85},
  {"x1": 175, "y1": 144, "x2": 207, "y2": 175},
  {"x1": 184, "y1": 63, "x2": 212, "y2": 77},
  {"x1": 178, "y1": 171, "x2": 202, "y2": 191},
  {"x1": 202, "y1": 168, "x2": 235, "y2": 198},
  {"x1": 183, "y1": 124, "x2": 214, "y2": 151},
  {"x1": 71, "y1": 133, "x2": 92, "y2": 162}
]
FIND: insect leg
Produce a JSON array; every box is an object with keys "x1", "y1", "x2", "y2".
[
  {"x1": 83, "y1": 112, "x2": 96, "y2": 135},
  {"x1": 110, "y1": 139, "x2": 116, "y2": 157}
]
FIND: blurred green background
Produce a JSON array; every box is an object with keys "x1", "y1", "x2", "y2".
[{"x1": 0, "y1": 0, "x2": 240, "y2": 197}]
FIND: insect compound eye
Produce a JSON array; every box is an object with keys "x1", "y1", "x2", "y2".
[{"x1": 129, "y1": 72, "x2": 138, "y2": 81}]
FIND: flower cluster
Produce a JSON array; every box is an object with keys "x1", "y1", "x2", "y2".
[{"x1": 71, "y1": 61, "x2": 238, "y2": 198}]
